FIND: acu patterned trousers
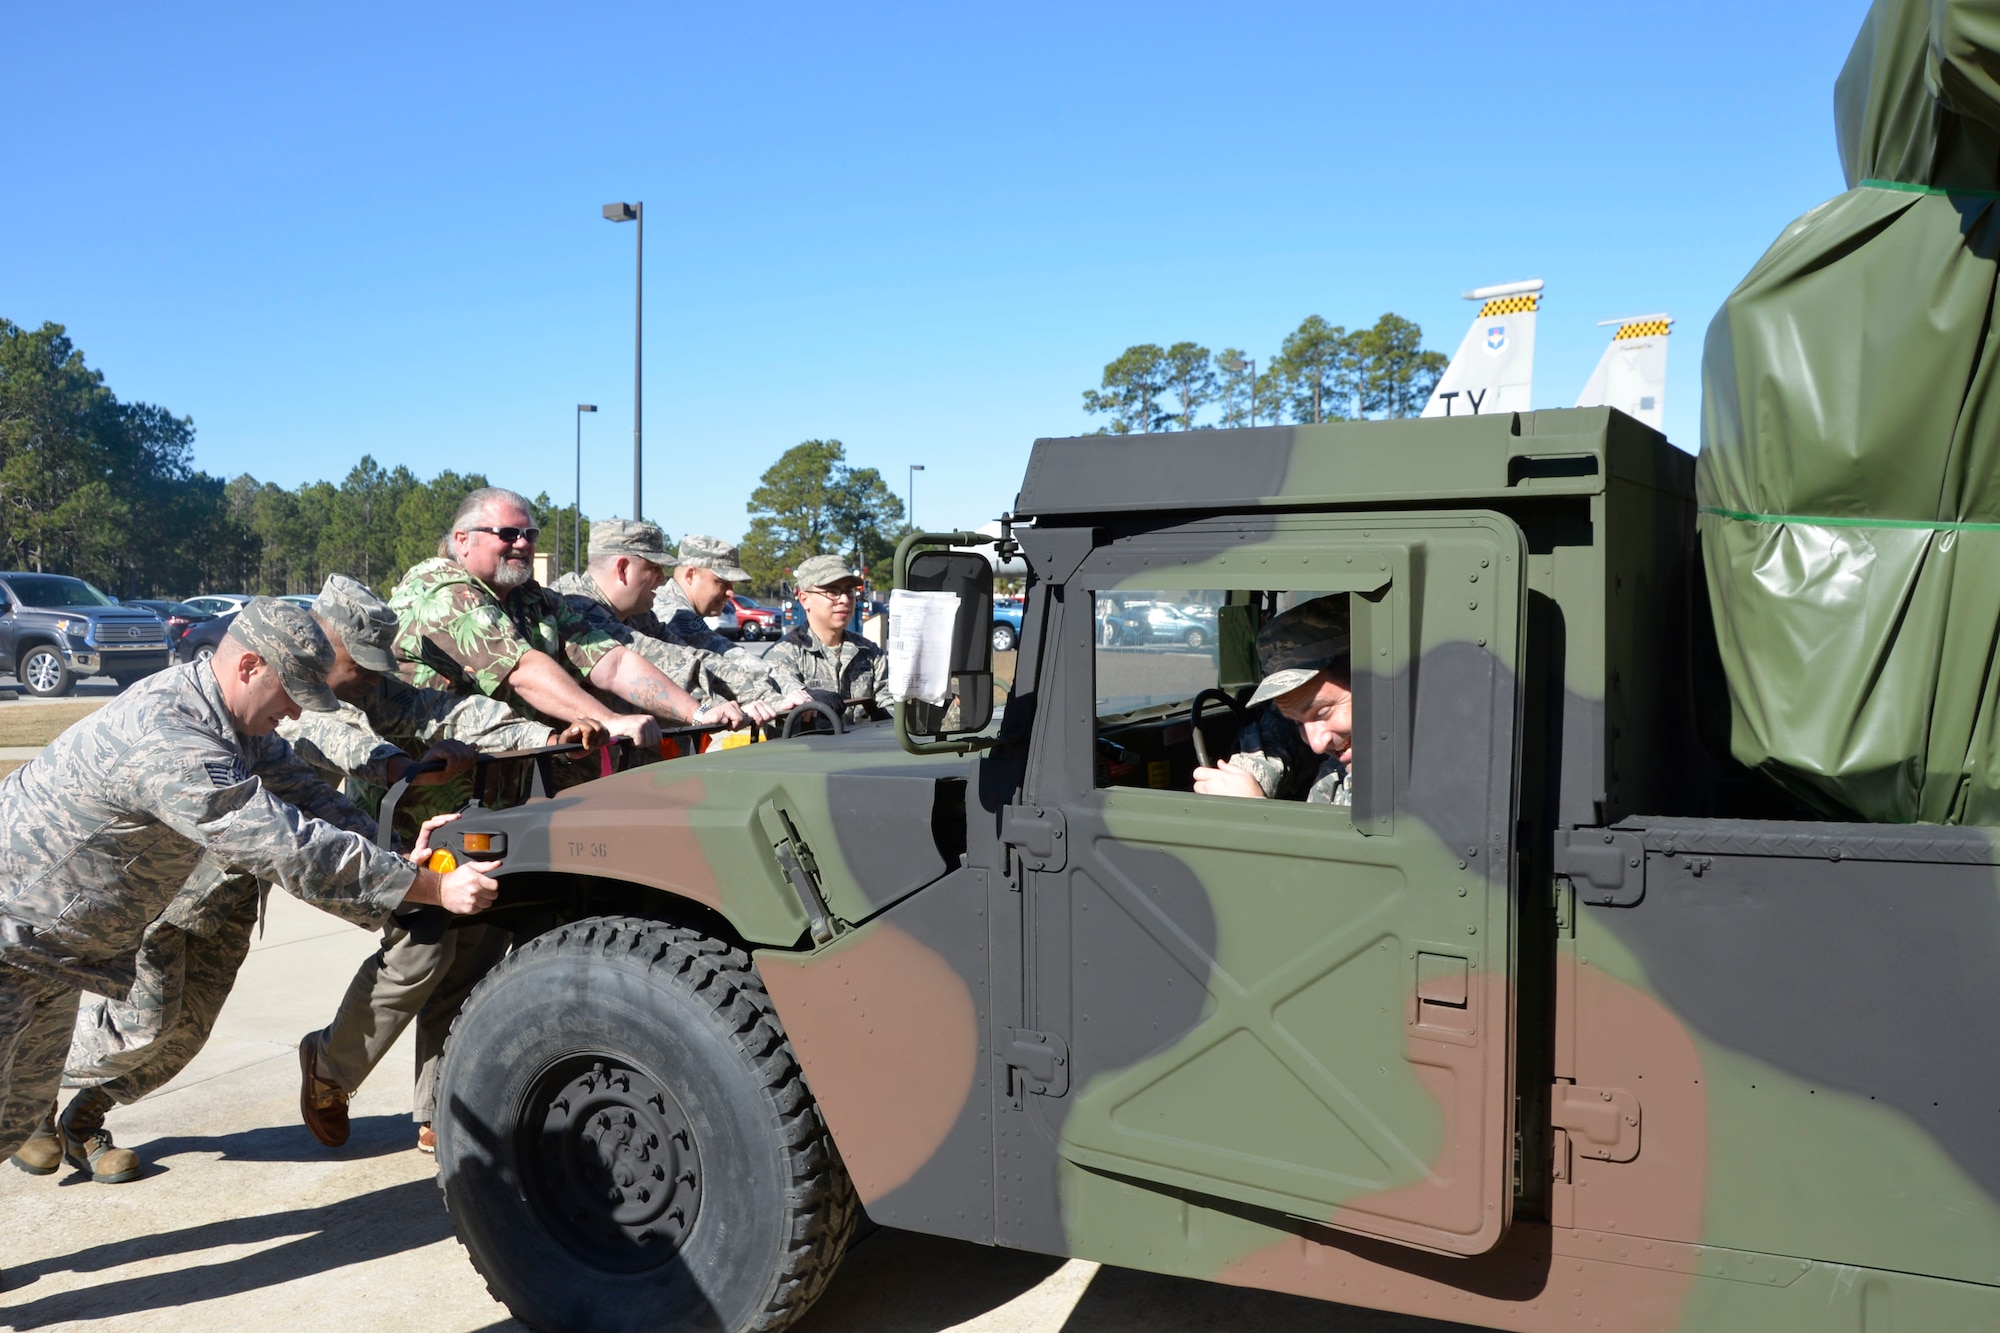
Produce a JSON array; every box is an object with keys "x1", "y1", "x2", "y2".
[{"x1": 0, "y1": 967, "x2": 81, "y2": 1160}]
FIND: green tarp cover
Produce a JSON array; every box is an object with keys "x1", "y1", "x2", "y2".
[{"x1": 1698, "y1": 0, "x2": 2000, "y2": 822}]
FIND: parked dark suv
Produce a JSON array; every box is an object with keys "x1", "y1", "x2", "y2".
[{"x1": 0, "y1": 573, "x2": 172, "y2": 696}]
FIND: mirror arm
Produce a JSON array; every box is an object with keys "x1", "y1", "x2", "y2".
[{"x1": 894, "y1": 530, "x2": 994, "y2": 587}]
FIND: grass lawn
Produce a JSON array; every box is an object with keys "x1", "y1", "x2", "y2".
[{"x1": 0, "y1": 699, "x2": 109, "y2": 748}]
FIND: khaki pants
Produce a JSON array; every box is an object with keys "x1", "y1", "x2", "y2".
[
  {"x1": 0, "y1": 968, "x2": 80, "y2": 1160},
  {"x1": 314, "y1": 921, "x2": 509, "y2": 1124}
]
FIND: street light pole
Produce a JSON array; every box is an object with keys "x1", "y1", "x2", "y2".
[
  {"x1": 601, "y1": 201, "x2": 644, "y2": 518},
  {"x1": 575, "y1": 404, "x2": 598, "y2": 573},
  {"x1": 907, "y1": 463, "x2": 925, "y2": 534}
]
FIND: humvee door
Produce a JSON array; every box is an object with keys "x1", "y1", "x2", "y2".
[{"x1": 1013, "y1": 512, "x2": 1525, "y2": 1257}]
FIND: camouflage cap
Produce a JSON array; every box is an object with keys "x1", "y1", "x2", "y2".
[
  {"x1": 591, "y1": 518, "x2": 674, "y2": 567},
  {"x1": 674, "y1": 533, "x2": 751, "y2": 581},
  {"x1": 1247, "y1": 595, "x2": 1351, "y2": 707},
  {"x1": 226, "y1": 598, "x2": 340, "y2": 712},
  {"x1": 314, "y1": 574, "x2": 400, "y2": 673},
  {"x1": 793, "y1": 553, "x2": 861, "y2": 590}
]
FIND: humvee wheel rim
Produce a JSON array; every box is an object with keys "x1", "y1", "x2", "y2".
[{"x1": 521, "y1": 1054, "x2": 703, "y2": 1272}]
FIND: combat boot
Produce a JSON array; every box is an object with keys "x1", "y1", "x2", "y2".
[
  {"x1": 58, "y1": 1088, "x2": 142, "y2": 1184},
  {"x1": 8, "y1": 1110, "x2": 62, "y2": 1176}
]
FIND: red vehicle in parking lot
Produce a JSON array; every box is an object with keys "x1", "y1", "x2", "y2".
[{"x1": 728, "y1": 593, "x2": 780, "y2": 641}]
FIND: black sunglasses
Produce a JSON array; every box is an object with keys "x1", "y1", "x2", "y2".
[{"x1": 466, "y1": 525, "x2": 540, "y2": 545}]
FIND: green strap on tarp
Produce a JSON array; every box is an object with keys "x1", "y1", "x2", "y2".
[
  {"x1": 1861, "y1": 177, "x2": 2000, "y2": 199},
  {"x1": 1700, "y1": 505, "x2": 2000, "y2": 532}
]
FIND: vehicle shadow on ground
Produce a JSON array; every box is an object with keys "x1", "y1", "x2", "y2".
[
  {"x1": 795, "y1": 1227, "x2": 1067, "y2": 1331},
  {"x1": 137, "y1": 1112, "x2": 417, "y2": 1166},
  {"x1": 797, "y1": 1226, "x2": 1477, "y2": 1332},
  {"x1": 0, "y1": 1177, "x2": 519, "y2": 1330},
  {"x1": 1058, "y1": 1264, "x2": 1477, "y2": 1331}
]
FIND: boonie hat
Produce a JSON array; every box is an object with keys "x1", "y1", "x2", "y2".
[
  {"x1": 591, "y1": 518, "x2": 674, "y2": 567},
  {"x1": 793, "y1": 554, "x2": 861, "y2": 590},
  {"x1": 1246, "y1": 596, "x2": 1351, "y2": 707},
  {"x1": 227, "y1": 598, "x2": 341, "y2": 712},
  {"x1": 674, "y1": 534, "x2": 751, "y2": 582},
  {"x1": 315, "y1": 574, "x2": 401, "y2": 674}
]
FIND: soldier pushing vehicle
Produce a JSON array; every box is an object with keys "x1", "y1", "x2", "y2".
[{"x1": 0, "y1": 600, "x2": 497, "y2": 1285}]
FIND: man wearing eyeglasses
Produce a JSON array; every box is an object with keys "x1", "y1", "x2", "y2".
[
  {"x1": 389, "y1": 488, "x2": 740, "y2": 748},
  {"x1": 763, "y1": 554, "x2": 892, "y2": 725},
  {"x1": 651, "y1": 533, "x2": 810, "y2": 705}
]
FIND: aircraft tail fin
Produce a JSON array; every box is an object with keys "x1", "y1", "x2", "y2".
[
  {"x1": 1420, "y1": 279, "x2": 1542, "y2": 419},
  {"x1": 1574, "y1": 314, "x2": 1672, "y2": 431}
]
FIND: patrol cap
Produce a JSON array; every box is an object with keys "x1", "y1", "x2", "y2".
[
  {"x1": 793, "y1": 554, "x2": 861, "y2": 590},
  {"x1": 1246, "y1": 595, "x2": 1351, "y2": 707},
  {"x1": 590, "y1": 518, "x2": 674, "y2": 567},
  {"x1": 674, "y1": 533, "x2": 751, "y2": 582},
  {"x1": 226, "y1": 598, "x2": 341, "y2": 712},
  {"x1": 314, "y1": 574, "x2": 401, "y2": 673}
]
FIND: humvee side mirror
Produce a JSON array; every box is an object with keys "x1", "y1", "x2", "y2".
[{"x1": 894, "y1": 534, "x2": 997, "y2": 753}]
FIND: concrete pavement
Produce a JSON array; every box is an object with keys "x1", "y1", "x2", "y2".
[{"x1": 0, "y1": 888, "x2": 1461, "y2": 1333}]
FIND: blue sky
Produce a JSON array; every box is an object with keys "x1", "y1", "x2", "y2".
[{"x1": 3, "y1": 2, "x2": 1862, "y2": 543}]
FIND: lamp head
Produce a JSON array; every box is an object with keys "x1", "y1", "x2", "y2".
[{"x1": 602, "y1": 202, "x2": 638, "y2": 223}]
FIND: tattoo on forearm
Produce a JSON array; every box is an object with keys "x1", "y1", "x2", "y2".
[{"x1": 625, "y1": 677, "x2": 689, "y2": 722}]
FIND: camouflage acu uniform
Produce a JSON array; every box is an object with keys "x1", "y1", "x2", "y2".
[
  {"x1": 1223, "y1": 707, "x2": 1353, "y2": 806},
  {"x1": 283, "y1": 676, "x2": 556, "y2": 792},
  {"x1": 62, "y1": 673, "x2": 554, "y2": 1102},
  {"x1": 763, "y1": 626, "x2": 892, "y2": 725},
  {"x1": 283, "y1": 674, "x2": 557, "y2": 835},
  {"x1": 1, "y1": 660, "x2": 413, "y2": 1158},
  {"x1": 391, "y1": 557, "x2": 621, "y2": 726},
  {"x1": 302, "y1": 673, "x2": 554, "y2": 1125},
  {"x1": 652, "y1": 577, "x2": 805, "y2": 700},
  {"x1": 550, "y1": 570, "x2": 791, "y2": 705}
]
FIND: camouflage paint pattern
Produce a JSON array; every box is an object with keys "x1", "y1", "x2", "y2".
[{"x1": 442, "y1": 408, "x2": 2000, "y2": 1329}]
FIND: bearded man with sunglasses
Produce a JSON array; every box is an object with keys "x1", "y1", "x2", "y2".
[{"x1": 389, "y1": 488, "x2": 740, "y2": 746}]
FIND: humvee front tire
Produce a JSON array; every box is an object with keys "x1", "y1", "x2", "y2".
[{"x1": 435, "y1": 917, "x2": 856, "y2": 1333}]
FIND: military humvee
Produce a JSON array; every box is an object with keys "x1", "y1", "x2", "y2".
[{"x1": 426, "y1": 407, "x2": 2000, "y2": 1332}]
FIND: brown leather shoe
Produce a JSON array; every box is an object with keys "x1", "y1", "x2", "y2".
[
  {"x1": 416, "y1": 1123, "x2": 436, "y2": 1154},
  {"x1": 9, "y1": 1113, "x2": 61, "y2": 1176},
  {"x1": 299, "y1": 1032, "x2": 351, "y2": 1147}
]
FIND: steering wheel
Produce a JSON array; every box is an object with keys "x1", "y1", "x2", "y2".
[
  {"x1": 1189, "y1": 688, "x2": 1247, "y2": 770},
  {"x1": 782, "y1": 698, "x2": 847, "y2": 738}
]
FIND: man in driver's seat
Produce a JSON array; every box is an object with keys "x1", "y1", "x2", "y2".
[{"x1": 1191, "y1": 595, "x2": 1352, "y2": 806}]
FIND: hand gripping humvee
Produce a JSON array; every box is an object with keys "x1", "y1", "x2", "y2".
[{"x1": 426, "y1": 408, "x2": 2000, "y2": 1332}]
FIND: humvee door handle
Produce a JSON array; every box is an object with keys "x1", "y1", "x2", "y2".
[{"x1": 1001, "y1": 804, "x2": 1068, "y2": 873}]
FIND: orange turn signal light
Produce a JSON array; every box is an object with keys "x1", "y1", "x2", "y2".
[
  {"x1": 462, "y1": 833, "x2": 494, "y2": 853},
  {"x1": 427, "y1": 850, "x2": 458, "y2": 873}
]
